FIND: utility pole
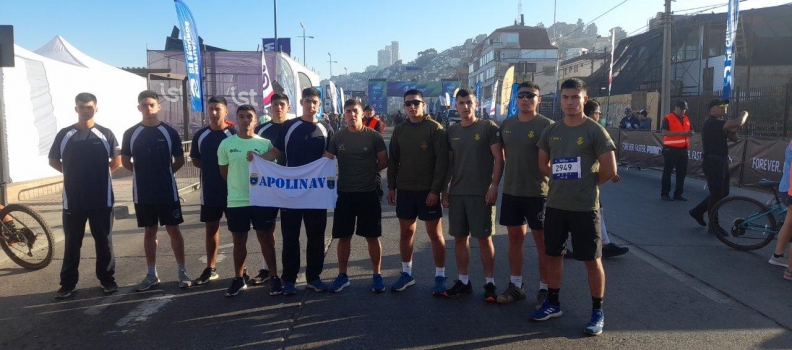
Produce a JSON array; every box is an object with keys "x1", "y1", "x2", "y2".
[
  {"x1": 660, "y1": 0, "x2": 672, "y2": 118},
  {"x1": 273, "y1": 0, "x2": 278, "y2": 51}
]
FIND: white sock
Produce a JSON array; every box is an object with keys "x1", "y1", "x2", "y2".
[
  {"x1": 402, "y1": 261, "x2": 413, "y2": 275},
  {"x1": 485, "y1": 277, "x2": 495, "y2": 285},
  {"x1": 262, "y1": 261, "x2": 269, "y2": 270},
  {"x1": 539, "y1": 282, "x2": 548, "y2": 291},
  {"x1": 459, "y1": 274, "x2": 469, "y2": 284},
  {"x1": 510, "y1": 276, "x2": 522, "y2": 287},
  {"x1": 600, "y1": 208, "x2": 611, "y2": 244},
  {"x1": 147, "y1": 265, "x2": 157, "y2": 276},
  {"x1": 435, "y1": 267, "x2": 445, "y2": 277}
]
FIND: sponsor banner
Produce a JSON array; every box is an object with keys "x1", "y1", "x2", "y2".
[
  {"x1": 489, "y1": 80, "x2": 498, "y2": 116},
  {"x1": 723, "y1": 0, "x2": 739, "y2": 100},
  {"x1": 315, "y1": 86, "x2": 324, "y2": 118},
  {"x1": 249, "y1": 157, "x2": 337, "y2": 209},
  {"x1": 367, "y1": 80, "x2": 387, "y2": 115},
  {"x1": 500, "y1": 66, "x2": 515, "y2": 116},
  {"x1": 741, "y1": 138, "x2": 786, "y2": 189},
  {"x1": 442, "y1": 80, "x2": 460, "y2": 108},
  {"x1": 618, "y1": 130, "x2": 665, "y2": 169},
  {"x1": 261, "y1": 50, "x2": 274, "y2": 108},
  {"x1": 173, "y1": 0, "x2": 204, "y2": 112},
  {"x1": 262, "y1": 38, "x2": 292, "y2": 56},
  {"x1": 507, "y1": 83, "x2": 519, "y2": 118},
  {"x1": 386, "y1": 81, "x2": 442, "y2": 97}
]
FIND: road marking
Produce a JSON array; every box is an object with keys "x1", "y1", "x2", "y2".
[
  {"x1": 197, "y1": 243, "x2": 232, "y2": 263},
  {"x1": 115, "y1": 294, "x2": 174, "y2": 327},
  {"x1": 84, "y1": 286, "x2": 135, "y2": 315}
]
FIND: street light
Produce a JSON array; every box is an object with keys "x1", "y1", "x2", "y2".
[
  {"x1": 344, "y1": 67, "x2": 348, "y2": 76},
  {"x1": 327, "y1": 52, "x2": 338, "y2": 77},
  {"x1": 298, "y1": 22, "x2": 314, "y2": 66}
]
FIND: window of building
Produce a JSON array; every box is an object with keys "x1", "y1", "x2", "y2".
[{"x1": 504, "y1": 33, "x2": 519, "y2": 43}]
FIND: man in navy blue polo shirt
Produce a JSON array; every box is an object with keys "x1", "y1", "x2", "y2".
[
  {"x1": 190, "y1": 96, "x2": 237, "y2": 286},
  {"x1": 260, "y1": 87, "x2": 334, "y2": 295},
  {"x1": 121, "y1": 90, "x2": 192, "y2": 291},
  {"x1": 49, "y1": 92, "x2": 122, "y2": 299}
]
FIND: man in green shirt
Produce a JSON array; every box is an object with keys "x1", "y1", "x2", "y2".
[
  {"x1": 327, "y1": 100, "x2": 388, "y2": 293},
  {"x1": 442, "y1": 88, "x2": 503, "y2": 302},
  {"x1": 532, "y1": 78, "x2": 617, "y2": 337},
  {"x1": 218, "y1": 105, "x2": 280, "y2": 298},
  {"x1": 387, "y1": 89, "x2": 450, "y2": 295},
  {"x1": 496, "y1": 81, "x2": 554, "y2": 307}
]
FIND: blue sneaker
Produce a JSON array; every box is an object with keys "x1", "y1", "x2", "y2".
[
  {"x1": 584, "y1": 309, "x2": 605, "y2": 336},
  {"x1": 390, "y1": 272, "x2": 415, "y2": 292},
  {"x1": 531, "y1": 300, "x2": 563, "y2": 321},
  {"x1": 371, "y1": 274, "x2": 386, "y2": 293},
  {"x1": 282, "y1": 281, "x2": 296, "y2": 295},
  {"x1": 329, "y1": 274, "x2": 350, "y2": 293},
  {"x1": 306, "y1": 279, "x2": 328, "y2": 292},
  {"x1": 432, "y1": 276, "x2": 448, "y2": 296}
]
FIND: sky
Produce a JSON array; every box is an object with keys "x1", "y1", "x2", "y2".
[{"x1": 3, "y1": 0, "x2": 789, "y2": 80}]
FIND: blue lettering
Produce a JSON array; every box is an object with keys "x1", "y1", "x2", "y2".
[
  {"x1": 317, "y1": 178, "x2": 326, "y2": 188},
  {"x1": 299, "y1": 179, "x2": 308, "y2": 189},
  {"x1": 310, "y1": 178, "x2": 318, "y2": 188},
  {"x1": 275, "y1": 178, "x2": 285, "y2": 188}
]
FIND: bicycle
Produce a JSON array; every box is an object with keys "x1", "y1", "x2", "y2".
[
  {"x1": 0, "y1": 203, "x2": 54, "y2": 269},
  {"x1": 710, "y1": 179, "x2": 790, "y2": 251}
]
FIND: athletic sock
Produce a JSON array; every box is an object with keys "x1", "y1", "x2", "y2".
[
  {"x1": 510, "y1": 276, "x2": 522, "y2": 287},
  {"x1": 548, "y1": 288, "x2": 560, "y2": 306},
  {"x1": 539, "y1": 281, "x2": 548, "y2": 291},
  {"x1": 435, "y1": 267, "x2": 445, "y2": 277},
  {"x1": 459, "y1": 274, "x2": 469, "y2": 285},
  {"x1": 402, "y1": 261, "x2": 413, "y2": 275},
  {"x1": 592, "y1": 297, "x2": 603, "y2": 310},
  {"x1": 147, "y1": 265, "x2": 157, "y2": 276},
  {"x1": 485, "y1": 277, "x2": 495, "y2": 285},
  {"x1": 262, "y1": 261, "x2": 269, "y2": 270}
]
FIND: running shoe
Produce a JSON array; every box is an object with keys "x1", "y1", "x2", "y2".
[
  {"x1": 431, "y1": 276, "x2": 448, "y2": 296},
  {"x1": 785, "y1": 269, "x2": 792, "y2": 281},
  {"x1": 306, "y1": 279, "x2": 328, "y2": 292},
  {"x1": 194, "y1": 267, "x2": 219, "y2": 285},
  {"x1": 329, "y1": 274, "x2": 350, "y2": 293},
  {"x1": 496, "y1": 282, "x2": 526, "y2": 304},
  {"x1": 443, "y1": 280, "x2": 472, "y2": 298},
  {"x1": 225, "y1": 277, "x2": 247, "y2": 297},
  {"x1": 269, "y1": 276, "x2": 283, "y2": 296},
  {"x1": 249, "y1": 269, "x2": 271, "y2": 285},
  {"x1": 282, "y1": 281, "x2": 296, "y2": 295},
  {"x1": 102, "y1": 281, "x2": 119, "y2": 294},
  {"x1": 602, "y1": 243, "x2": 629, "y2": 258},
  {"x1": 390, "y1": 272, "x2": 415, "y2": 292},
  {"x1": 178, "y1": 270, "x2": 192, "y2": 289},
  {"x1": 531, "y1": 300, "x2": 563, "y2": 321},
  {"x1": 136, "y1": 274, "x2": 160, "y2": 292},
  {"x1": 372, "y1": 274, "x2": 386, "y2": 293},
  {"x1": 584, "y1": 309, "x2": 605, "y2": 336},
  {"x1": 768, "y1": 255, "x2": 789, "y2": 267},
  {"x1": 55, "y1": 286, "x2": 74, "y2": 299},
  {"x1": 484, "y1": 282, "x2": 497, "y2": 303}
]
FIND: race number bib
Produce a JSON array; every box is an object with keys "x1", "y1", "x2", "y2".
[{"x1": 552, "y1": 157, "x2": 581, "y2": 180}]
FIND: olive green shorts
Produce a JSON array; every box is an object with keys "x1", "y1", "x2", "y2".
[{"x1": 449, "y1": 195, "x2": 496, "y2": 238}]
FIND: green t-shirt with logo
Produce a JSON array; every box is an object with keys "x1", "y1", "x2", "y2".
[
  {"x1": 328, "y1": 127, "x2": 387, "y2": 193},
  {"x1": 537, "y1": 118, "x2": 615, "y2": 212},
  {"x1": 447, "y1": 119, "x2": 502, "y2": 196},
  {"x1": 500, "y1": 114, "x2": 553, "y2": 197},
  {"x1": 217, "y1": 135, "x2": 272, "y2": 208}
]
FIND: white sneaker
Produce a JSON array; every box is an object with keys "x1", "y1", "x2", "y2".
[
  {"x1": 768, "y1": 255, "x2": 789, "y2": 267},
  {"x1": 136, "y1": 274, "x2": 161, "y2": 292},
  {"x1": 178, "y1": 270, "x2": 192, "y2": 288}
]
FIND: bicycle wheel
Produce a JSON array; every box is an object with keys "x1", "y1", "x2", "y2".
[
  {"x1": 710, "y1": 196, "x2": 777, "y2": 251},
  {"x1": 0, "y1": 204, "x2": 54, "y2": 269}
]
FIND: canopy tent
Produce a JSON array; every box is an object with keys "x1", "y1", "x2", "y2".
[{"x1": 0, "y1": 36, "x2": 146, "y2": 183}]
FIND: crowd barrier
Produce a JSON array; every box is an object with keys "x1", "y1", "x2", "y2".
[
  {"x1": 608, "y1": 128, "x2": 788, "y2": 191},
  {"x1": 176, "y1": 141, "x2": 200, "y2": 193}
]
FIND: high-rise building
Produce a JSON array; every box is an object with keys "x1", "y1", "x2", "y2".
[
  {"x1": 391, "y1": 41, "x2": 400, "y2": 63},
  {"x1": 378, "y1": 48, "x2": 391, "y2": 68}
]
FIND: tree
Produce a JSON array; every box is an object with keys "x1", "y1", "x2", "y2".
[
  {"x1": 613, "y1": 27, "x2": 627, "y2": 41},
  {"x1": 585, "y1": 23, "x2": 598, "y2": 37},
  {"x1": 537, "y1": 22, "x2": 545, "y2": 28}
]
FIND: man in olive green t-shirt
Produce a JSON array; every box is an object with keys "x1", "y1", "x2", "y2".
[
  {"x1": 496, "y1": 81, "x2": 554, "y2": 307},
  {"x1": 532, "y1": 78, "x2": 617, "y2": 337},
  {"x1": 326, "y1": 100, "x2": 388, "y2": 293},
  {"x1": 441, "y1": 88, "x2": 503, "y2": 302}
]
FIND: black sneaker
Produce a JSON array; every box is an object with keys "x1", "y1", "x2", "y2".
[
  {"x1": 225, "y1": 277, "x2": 247, "y2": 297},
  {"x1": 55, "y1": 286, "x2": 74, "y2": 299},
  {"x1": 269, "y1": 276, "x2": 283, "y2": 296},
  {"x1": 194, "y1": 267, "x2": 219, "y2": 286},
  {"x1": 102, "y1": 281, "x2": 119, "y2": 294},
  {"x1": 484, "y1": 282, "x2": 497, "y2": 303},
  {"x1": 689, "y1": 210, "x2": 707, "y2": 227},
  {"x1": 249, "y1": 269, "x2": 270, "y2": 285},
  {"x1": 443, "y1": 280, "x2": 472, "y2": 298},
  {"x1": 673, "y1": 195, "x2": 688, "y2": 201},
  {"x1": 602, "y1": 243, "x2": 630, "y2": 258}
]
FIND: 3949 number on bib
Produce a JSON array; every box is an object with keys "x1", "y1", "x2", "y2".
[{"x1": 552, "y1": 157, "x2": 581, "y2": 180}]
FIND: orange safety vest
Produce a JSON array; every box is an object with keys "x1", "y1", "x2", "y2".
[
  {"x1": 363, "y1": 117, "x2": 385, "y2": 133},
  {"x1": 663, "y1": 113, "x2": 691, "y2": 148}
]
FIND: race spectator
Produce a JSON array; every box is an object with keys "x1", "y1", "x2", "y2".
[
  {"x1": 618, "y1": 108, "x2": 639, "y2": 129},
  {"x1": 638, "y1": 109, "x2": 652, "y2": 130}
]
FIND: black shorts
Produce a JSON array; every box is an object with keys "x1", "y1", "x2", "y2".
[
  {"x1": 200, "y1": 205, "x2": 226, "y2": 223},
  {"x1": 543, "y1": 207, "x2": 602, "y2": 261},
  {"x1": 226, "y1": 206, "x2": 279, "y2": 233},
  {"x1": 332, "y1": 191, "x2": 382, "y2": 238},
  {"x1": 499, "y1": 194, "x2": 546, "y2": 230},
  {"x1": 134, "y1": 201, "x2": 184, "y2": 227},
  {"x1": 396, "y1": 190, "x2": 442, "y2": 221}
]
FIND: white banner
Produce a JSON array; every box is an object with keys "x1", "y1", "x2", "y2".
[{"x1": 248, "y1": 157, "x2": 338, "y2": 209}]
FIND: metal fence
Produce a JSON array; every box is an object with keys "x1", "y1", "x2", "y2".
[{"x1": 175, "y1": 141, "x2": 200, "y2": 193}]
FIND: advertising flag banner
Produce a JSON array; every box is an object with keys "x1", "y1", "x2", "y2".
[
  {"x1": 261, "y1": 51, "x2": 275, "y2": 108},
  {"x1": 368, "y1": 79, "x2": 388, "y2": 115},
  {"x1": 609, "y1": 28, "x2": 616, "y2": 94},
  {"x1": 500, "y1": 66, "x2": 515, "y2": 116},
  {"x1": 173, "y1": 0, "x2": 204, "y2": 112},
  {"x1": 489, "y1": 80, "x2": 499, "y2": 116},
  {"x1": 474, "y1": 81, "x2": 482, "y2": 113},
  {"x1": 507, "y1": 83, "x2": 520, "y2": 118},
  {"x1": 723, "y1": 0, "x2": 739, "y2": 99}
]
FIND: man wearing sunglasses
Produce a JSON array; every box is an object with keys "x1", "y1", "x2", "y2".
[
  {"x1": 495, "y1": 81, "x2": 553, "y2": 307},
  {"x1": 387, "y1": 89, "x2": 450, "y2": 295},
  {"x1": 689, "y1": 99, "x2": 748, "y2": 231}
]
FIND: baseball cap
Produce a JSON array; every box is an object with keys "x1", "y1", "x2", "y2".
[
  {"x1": 363, "y1": 105, "x2": 373, "y2": 111},
  {"x1": 707, "y1": 98, "x2": 729, "y2": 109},
  {"x1": 639, "y1": 109, "x2": 647, "y2": 115},
  {"x1": 675, "y1": 100, "x2": 689, "y2": 109},
  {"x1": 624, "y1": 107, "x2": 632, "y2": 113}
]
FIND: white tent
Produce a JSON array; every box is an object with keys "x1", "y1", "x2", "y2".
[{"x1": 0, "y1": 36, "x2": 146, "y2": 183}]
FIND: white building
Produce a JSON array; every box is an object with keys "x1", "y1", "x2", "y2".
[
  {"x1": 378, "y1": 48, "x2": 391, "y2": 68},
  {"x1": 391, "y1": 41, "x2": 400, "y2": 64}
]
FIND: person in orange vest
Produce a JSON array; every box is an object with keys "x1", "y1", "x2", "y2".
[
  {"x1": 660, "y1": 100, "x2": 692, "y2": 201},
  {"x1": 363, "y1": 105, "x2": 386, "y2": 134}
]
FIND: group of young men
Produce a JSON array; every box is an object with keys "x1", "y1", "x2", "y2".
[{"x1": 49, "y1": 76, "x2": 619, "y2": 336}]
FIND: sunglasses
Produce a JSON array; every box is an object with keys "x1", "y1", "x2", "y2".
[
  {"x1": 517, "y1": 92, "x2": 537, "y2": 99},
  {"x1": 717, "y1": 103, "x2": 728, "y2": 108},
  {"x1": 404, "y1": 100, "x2": 423, "y2": 107}
]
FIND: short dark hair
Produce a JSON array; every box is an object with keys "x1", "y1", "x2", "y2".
[
  {"x1": 455, "y1": 88, "x2": 475, "y2": 99},
  {"x1": 271, "y1": 92, "x2": 290, "y2": 104},
  {"x1": 560, "y1": 78, "x2": 587, "y2": 93},
  {"x1": 404, "y1": 89, "x2": 423, "y2": 99},
  {"x1": 207, "y1": 96, "x2": 227, "y2": 106},
  {"x1": 237, "y1": 104, "x2": 257, "y2": 115},
  {"x1": 517, "y1": 81, "x2": 540, "y2": 92},
  {"x1": 75, "y1": 92, "x2": 97, "y2": 105},
  {"x1": 302, "y1": 87, "x2": 321, "y2": 99},
  {"x1": 344, "y1": 99, "x2": 363, "y2": 110},
  {"x1": 584, "y1": 100, "x2": 601, "y2": 116},
  {"x1": 363, "y1": 105, "x2": 373, "y2": 111},
  {"x1": 137, "y1": 90, "x2": 159, "y2": 103},
  {"x1": 675, "y1": 100, "x2": 689, "y2": 109}
]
